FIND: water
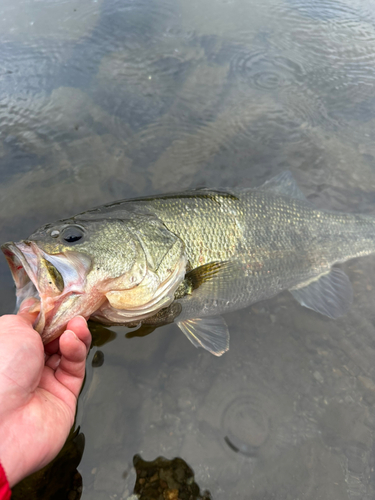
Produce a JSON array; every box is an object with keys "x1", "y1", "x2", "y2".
[{"x1": 2, "y1": 0, "x2": 375, "y2": 498}]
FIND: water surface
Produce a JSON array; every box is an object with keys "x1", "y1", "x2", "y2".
[{"x1": 2, "y1": 0, "x2": 375, "y2": 498}]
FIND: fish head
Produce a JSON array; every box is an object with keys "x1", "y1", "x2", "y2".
[
  {"x1": 1, "y1": 216, "x2": 153, "y2": 343},
  {"x1": 2, "y1": 213, "x2": 186, "y2": 343}
]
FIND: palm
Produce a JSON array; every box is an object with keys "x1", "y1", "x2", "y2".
[{"x1": 0, "y1": 306, "x2": 91, "y2": 486}]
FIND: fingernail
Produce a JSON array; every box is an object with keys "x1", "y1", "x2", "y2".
[{"x1": 67, "y1": 330, "x2": 79, "y2": 341}]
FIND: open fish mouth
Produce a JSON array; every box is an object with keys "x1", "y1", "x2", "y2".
[
  {"x1": 1, "y1": 241, "x2": 64, "y2": 333},
  {"x1": 1, "y1": 241, "x2": 91, "y2": 340},
  {"x1": 2, "y1": 242, "x2": 42, "y2": 306}
]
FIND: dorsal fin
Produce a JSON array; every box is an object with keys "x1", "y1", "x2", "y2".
[{"x1": 258, "y1": 171, "x2": 308, "y2": 202}]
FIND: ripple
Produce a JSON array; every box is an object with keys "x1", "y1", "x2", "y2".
[
  {"x1": 0, "y1": 0, "x2": 101, "y2": 42},
  {"x1": 93, "y1": 35, "x2": 204, "y2": 129},
  {"x1": 221, "y1": 395, "x2": 270, "y2": 457},
  {"x1": 229, "y1": 50, "x2": 305, "y2": 91},
  {"x1": 97, "y1": 47, "x2": 194, "y2": 92},
  {"x1": 94, "y1": 0, "x2": 180, "y2": 50},
  {"x1": 286, "y1": 0, "x2": 368, "y2": 22},
  {"x1": 147, "y1": 95, "x2": 313, "y2": 191},
  {"x1": 264, "y1": 1, "x2": 375, "y2": 110},
  {"x1": 0, "y1": 41, "x2": 69, "y2": 97},
  {"x1": 268, "y1": 1, "x2": 375, "y2": 122},
  {"x1": 198, "y1": 37, "x2": 334, "y2": 131},
  {"x1": 304, "y1": 60, "x2": 375, "y2": 122}
]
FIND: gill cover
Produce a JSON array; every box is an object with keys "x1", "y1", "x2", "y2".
[{"x1": 101, "y1": 216, "x2": 186, "y2": 321}]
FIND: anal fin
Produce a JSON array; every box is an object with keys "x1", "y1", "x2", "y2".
[
  {"x1": 290, "y1": 267, "x2": 353, "y2": 319},
  {"x1": 177, "y1": 316, "x2": 229, "y2": 356}
]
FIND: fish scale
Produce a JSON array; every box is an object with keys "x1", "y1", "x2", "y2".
[{"x1": 146, "y1": 189, "x2": 374, "y2": 286}]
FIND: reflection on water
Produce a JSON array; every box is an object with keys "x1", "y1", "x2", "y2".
[
  {"x1": 2, "y1": 0, "x2": 375, "y2": 498},
  {"x1": 12, "y1": 433, "x2": 211, "y2": 500}
]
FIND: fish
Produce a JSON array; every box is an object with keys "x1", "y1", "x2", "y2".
[{"x1": 2, "y1": 172, "x2": 375, "y2": 356}]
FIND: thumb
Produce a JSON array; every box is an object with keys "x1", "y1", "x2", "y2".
[{"x1": 17, "y1": 298, "x2": 40, "y2": 325}]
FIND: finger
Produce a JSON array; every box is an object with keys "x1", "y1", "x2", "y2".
[
  {"x1": 45, "y1": 353, "x2": 61, "y2": 371},
  {"x1": 17, "y1": 298, "x2": 40, "y2": 326},
  {"x1": 44, "y1": 316, "x2": 91, "y2": 358},
  {"x1": 44, "y1": 337, "x2": 60, "y2": 356},
  {"x1": 54, "y1": 330, "x2": 88, "y2": 397},
  {"x1": 66, "y1": 316, "x2": 91, "y2": 353}
]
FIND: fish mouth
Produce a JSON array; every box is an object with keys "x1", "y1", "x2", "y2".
[
  {"x1": 2, "y1": 241, "x2": 44, "y2": 311},
  {"x1": 1, "y1": 241, "x2": 91, "y2": 342}
]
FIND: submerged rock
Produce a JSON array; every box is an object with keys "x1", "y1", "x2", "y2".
[{"x1": 132, "y1": 454, "x2": 211, "y2": 500}]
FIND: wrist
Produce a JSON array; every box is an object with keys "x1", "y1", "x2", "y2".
[
  {"x1": 0, "y1": 461, "x2": 11, "y2": 500},
  {"x1": 0, "y1": 420, "x2": 28, "y2": 487},
  {"x1": 0, "y1": 455, "x2": 20, "y2": 488}
]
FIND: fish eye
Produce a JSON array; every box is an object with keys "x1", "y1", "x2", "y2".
[{"x1": 61, "y1": 226, "x2": 85, "y2": 244}]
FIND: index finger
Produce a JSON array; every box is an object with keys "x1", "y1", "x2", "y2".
[{"x1": 17, "y1": 298, "x2": 40, "y2": 326}]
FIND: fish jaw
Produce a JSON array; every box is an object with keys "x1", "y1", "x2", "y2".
[
  {"x1": 1, "y1": 240, "x2": 96, "y2": 343},
  {"x1": 2, "y1": 242, "x2": 40, "y2": 308},
  {"x1": 39, "y1": 289, "x2": 105, "y2": 343}
]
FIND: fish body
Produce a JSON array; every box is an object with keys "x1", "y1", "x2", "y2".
[{"x1": 2, "y1": 172, "x2": 375, "y2": 355}]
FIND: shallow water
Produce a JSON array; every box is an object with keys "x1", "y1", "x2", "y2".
[{"x1": 2, "y1": 0, "x2": 375, "y2": 498}]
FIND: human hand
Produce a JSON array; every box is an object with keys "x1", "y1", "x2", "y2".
[{"x1": 0, "y1": 299, "x2": 91, "y2": 487}]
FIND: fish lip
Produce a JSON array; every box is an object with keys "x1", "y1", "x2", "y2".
[
  {"x1": 2, "y1": 241, "x2": 45, "y2": 330},
  {"x1": 2, "y1": 241, "x2": 36, "y2": 290}
]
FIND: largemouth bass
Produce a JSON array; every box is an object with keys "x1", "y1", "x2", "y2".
[{"x1": 2, "y1": 172, "x2": 375, "y2": 355}]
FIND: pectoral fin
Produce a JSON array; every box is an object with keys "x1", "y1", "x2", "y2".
[
  {"x1": 177, "y1": 316, "x2": 229, "y2": 356},
  {"x1": 290, "y1": 268, "x2": 353, "y2": 319},
  {"x1": 186, "y1": 261, "x2": 230, "y2": 290}
]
